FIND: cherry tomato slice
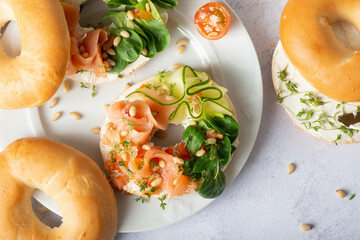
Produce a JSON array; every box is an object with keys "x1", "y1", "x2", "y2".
[{"x1": 194, "y1": 2, "x2": 231, "y2": 40}]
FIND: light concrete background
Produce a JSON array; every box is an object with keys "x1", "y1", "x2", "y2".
[{"x1": 115, "y1": 0, "x2": 360, "y2": 239}]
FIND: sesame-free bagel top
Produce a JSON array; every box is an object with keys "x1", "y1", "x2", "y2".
[
  {"x1": 0, "y1": 0, "x2": 69, "y2": 109},
  {"x1": 280, "y1": 0, "x2": 360, "y2": 102},
  {"x1": 0, "y1": 138, "x2": 117, "y2": 239}
]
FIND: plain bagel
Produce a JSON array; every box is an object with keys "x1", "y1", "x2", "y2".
[
  {"x1": 0, "y1": 0, "x2": 69, "y2": 109},
  {"x1": 0, "y1": 138, "x2": 117, "y2": 239},
  {"x1": 280, "y1": 0, "x2": 360, "y2": 102}
]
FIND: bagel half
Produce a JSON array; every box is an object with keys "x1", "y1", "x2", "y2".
[{"x1": 99, "y1": 66, "x2": 239, "y2": 200}]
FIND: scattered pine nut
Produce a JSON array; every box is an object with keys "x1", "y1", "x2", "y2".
[
  {"x1": 36, "y1": 206, "x2": 48, "y2": 214},
  {"x1": 102, "y1": 52, "x2": 108, "y2": 59},
  {"x1": 142, "y1": 144, "x2": 151, "y2": 151},
  {"x1": 105, "y1": 122, "x2": 113, "y2": 130},
  {"x1": 106, "y1": 48, "x2": 116, "y2": 56},
  {"x1": 159, "y1": 160, "x2": 166, "y2": 168},
  {"x1": 63, "y1": 80, "x2": 71, "y2": 93},
  {"x1": 129, "y1": 106, "x2": 137, "y2": 117},
  {"x1": 145, "y1": 2, "x2": 151, "y2": 12},
  {"x1": 79, "y1": 46, "x2": 85, "y2": 53},
  {"x1": 120, "y1": 30, "x2": 130, "y2": 38},
  {"x1": 104, "y1": 104, "x2": 110, "y2": 111},
  {"x1": 287, "y1": 163, "x2": 295, "y2": 174},
  {"x1": 155, "y1": 131, "x2": 167, "y2": 139},
  {"x1": 91, "y1": 127, "x2": 101, "y2": 134},
  {"x1": 177, "y1": 45, "x2": 185, "y2": 55},
  {"x1": 152, "y1": 111, "x2": 158, "y2": 116},
  {"x1": 124, "y1": 83, "x2": 131, "y2": 91},
  {"x1": 152, "y1": 166, "x2": 160, "y2": 172},
  {"x1": 173, "y1": 157, "x2": 184, "y2": 165},
  {"x1": 141, "y1": 48, "x2": 148, "y2": 56},
  {"x1": 70, "y1": 112, "x2": 81, "y2": 120},
  {"x1": 173, "y1": 179, "x2": 178, "y2": 185},
  {"x1": 299, "y1": 224, "x2": 312, "y2": 231},
  {"x1": 176, "y1": 38, "x2": 189, "y2": 46},
  {"x1": 173, "y1": 63, "x2": 182, "y2": 69},
  {"x1": 336, "y1": 189, "x2": 346, "y2": 198},
  {"x1": 208, "y1": 32, "x2": 218, "y2": 38},
  {"x1": 49, "y1": 98, "x2": 58, "y2": 108},
  {"x1": 52, "y1": 112, "x2": 61, "y2": 121},
  {"x1": 151, "y1": 178, "x2": 163, "y2": 187},
  {"x1": 165, "y1": 95, "x2": 176, "y2": 101},
  {"x1": 107, "y1": 59, "x2": 116, "y2": 66},
  {"x1": 127, "y1": 10, "x2": 135, "y2": 20},
  {"x1": 190, "y1": 120, "x2": 197, "y2": 126},
  {"x1": 120, "y1": 130, "x2": 128, "y2": 137},
  {"x1": 207, "y1": 138, "x2": 216, "y2": 145},
  {"x1": 196, "y1": 149, "x2": 206, "y2": 157},
  {"x1": 153, "y1": 173, "x2": 160, "y2": 178},
  {"x1": 113, "y1": 36, "x2": 121, "y2": 47}
]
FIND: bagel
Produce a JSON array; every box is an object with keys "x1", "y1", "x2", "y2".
[
  {"x1": 280, "y1": 0, "x2": 360, "y2": 102},
  {"x1": 0, "y1": 0, "x2": 69, "y2": 109},
  {"x1": 100, "y1": 66, "x2": 239, "y2": 201},
  {"x1": 0, "y1": 138, "x2": 117, "y2": 239},
  {"x1": 273, "y1": 0, "x2": 360, "y2": 144},
  {"x1": 63, "y1": 0, "x2": 174, "y2": 84}
]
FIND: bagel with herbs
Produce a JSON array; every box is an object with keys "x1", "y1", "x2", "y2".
[
  {"x1": 63, "y1": 0, "x2": 177, "y2": 84},
  {"x1": 0, "y1": 138, "x2": 117, "y2": 239},
  {"x1": 0, "y1": 0, "x2": 69, "y2": 109},
  {"x1": 273, "y1": 0, "x2": 360, "y2": 144},
  {"x1": 100, "y1": 66, "x2": 239, "y2": 203}
]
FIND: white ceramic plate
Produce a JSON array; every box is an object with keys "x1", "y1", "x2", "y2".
[{"x1": 0, "y1": 0, "x2": 262, "y2": 233}]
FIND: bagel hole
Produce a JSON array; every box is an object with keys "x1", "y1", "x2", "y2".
[
  {"x1": 31, "y1": 190, "x2": 63, "y2": 228},
  {"x1": 331, "y1": 21, "x2": 360, "y2": 51},
  {"x1": 152, "y1": 124, "x2": 184, "y2": 147},
  {"x1": 0, "y1": 20, "x2": 21, "y2": 57}
]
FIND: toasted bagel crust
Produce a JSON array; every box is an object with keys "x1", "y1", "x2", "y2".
[
  {"x1": 0, "y1": 0, "x2": 69, "y2": 109},
  {"x1": 280, "y1": 0, "x2": 360, "y2": 102},
  {"x1": 0, "y1": 138, "x2": 117, "y2": 239}
]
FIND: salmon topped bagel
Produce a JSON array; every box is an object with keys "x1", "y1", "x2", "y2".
[{"x1": 100, "y1": 66, "x2": 239, "y2": 204}]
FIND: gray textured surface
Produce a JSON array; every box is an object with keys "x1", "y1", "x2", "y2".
[{"x1": 34, "y1": 0, "x2": 360, "y2": 239}]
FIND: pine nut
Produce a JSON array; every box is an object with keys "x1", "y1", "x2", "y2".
[
  {"x1": 155, "y1": 131, "x2": 167, "y2": 139},
  {"x1": 79, "y1": 45, "x2": 85, "y2": 53},
  {"x1": 207, "y1": 138, "x2": 216, "y2": 145},
  {"x1": 36, "y1": 206, "x2": 48, "y2": 214},
  {"x1": 106, "y1": 48, "x2": 116, "y2": 56},
  {"x1": 70, "y1": 112, "x2": 81, "y2": 120},
  {"x1": 104, "y1": 61, "x2": 110, "y2": 68},
  {"x1": 113, "y1": 36, "x2": 121, "y2": 47},
  {"x1": 153, "y1": 173, "x2": 160, "y2": 178},
  {"x1": 173, "y1": 179, "x2": 178, "y2": 185},
  {"x1": 196, "y1": 149, "x2": 205, "y2": 157},
  {"x1": 336, "y1": 189, "x2": 346, "y2": 198},
  {"x1": 165, "y1": 95, "x2": 176, "y2": 101},
  {"x1": 49, "y1": 98, "x2": 58, "y2": 108},
  {"x1": 173, "y1": 157, "x2": 184, "y2": 165},
  {"x1": 107, "y1": 59, "x2": 116, "y2": 66},
  {"x1": 102, "y1": 52, "x2": 108, "y2": 59},
  {"x1": 91, "y1": 127, "x2": 101, "y2": 134},
  {"x1": 177, "y1": 45, "x2": 185, "y2": 55},
  {"x1": 81, "y1": 52, "x2": 89, "y2": 58},
  {"x1": 105, "y1": 122, "x2": 113, "y2": 130},
  {"x1": 120, "y1": 130, "x2": 128, "y2": 137},
  {"x1": 141, "y1": 48, "x2": 148, "y2": 56},
  {"x1": 151, "y1": 178, "x2": 162, "y2": 187},
  {"x1": 190, "y1": 120, "x2": 197, "y2": 126},
  {"x1": 63, "y1": 80, "x2": 71, "y2": 93},
  {"x1": 104, "y1": 104, "x2": 110, "y2": 111},
  {"x1": 152, "y1": 166, "x2": 160, "y2": 172},
  {"x1": 52, "y1": 112, "x2": 61, "y2": 121},
  {"x1": 152, "y1": 111, "x2": 158, "y2": 116},
  {"x1": 287, "y1": 163, "x2": 295, "y2": 174},
  {"x1": 173, "y1": 63, "x2": 182, "y2": 69},
  {"x1": 120, "y1": 30, "x2": 130, "y2": 38},
  {"x1": 127, "y1": 10, "x2": 135, "y2": 20},
  {"x1": 299, "y1": 224, "x2": 312, "y2": 231},
  {"x1": 142, "y1": 144, "x2": 151, "y2": 150},
  {"x1": 145, "y1": 3, "x2": 151, "y2": 12},
  {"x1": 124, "y1": 83, "x2": 131, "y2": 91},
  {"x1": 159, "y1": 160, "x2": 166, "y2": 168},
  {"x1": 176, "y1": 38, "x2": 189, "y2": 46},
  {"x1": 129, "y1": 106, "x2": 137, "y2": 117}
]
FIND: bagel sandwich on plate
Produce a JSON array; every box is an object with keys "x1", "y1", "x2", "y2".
[
  {"x1": 62, "y1": 0, "x2": 177, "y2": 84},
  {"x1": 272, "y1": 0, "x2": 360, "y2": 144},
  {"x1": 100, "y1": 66, "x2": 239, "y2": 204}
]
